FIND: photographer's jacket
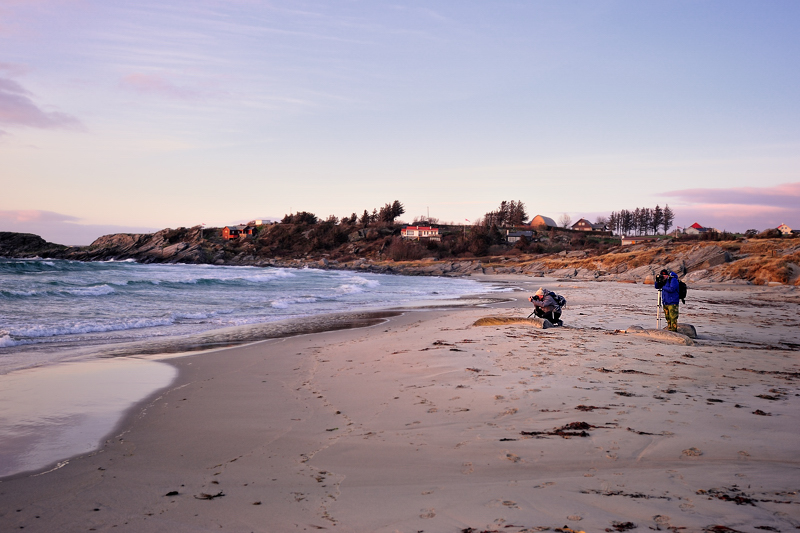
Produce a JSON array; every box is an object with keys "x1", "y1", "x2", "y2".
[
  {"x1": 656, "y1": 271, "x2": 681, "y2": 306},
  {"x1": 533, "y1": 293, "x2": 561, "y2": 313}
]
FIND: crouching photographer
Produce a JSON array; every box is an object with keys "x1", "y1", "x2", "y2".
[{"x1": 528, "y1": 287, "x2": 564, "y2": 326}]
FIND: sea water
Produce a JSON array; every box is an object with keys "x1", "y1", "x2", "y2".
[
  {"x1": 0, "y1": 258, "x2": 495, "y2": 477},
  {"x1": 0, "y1": 258, "x2": 492, "y2": 374}
]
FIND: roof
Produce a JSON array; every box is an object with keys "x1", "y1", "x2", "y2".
[
  {"x1": 690, "y1": 222, "x2": 705, "y2": 229},
  {"x1": 531, "y1": 215, "x2": 557, "y2": 228},
  {"x1": 403, "y1": 226, "x2": 438, "y2": 231}
]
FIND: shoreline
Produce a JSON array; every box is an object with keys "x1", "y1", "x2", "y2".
[
  {"x1": 0, "y1": 296, "x2": 506, "y2": 481},
  {"x1": 1, "y1": 278, "x2": 798, "y2": 531}
]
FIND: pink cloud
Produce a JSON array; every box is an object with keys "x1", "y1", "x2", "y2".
[
  {"x1": 120, "y1": 73, "x2": 197, "y2": 99},
  {"x1": 0, "y1": 62, "x2": 28, "y2": 76},
  {"x1": 0, "y1": 76, "x2": 82, "y2": 129},
  {"x1": 0, "y1": 210, "x2": 80, "y2": 224},
  {"x1": 0, "y1": 210, "x2": 158, "y2": 246},
  {"x1": 662, "y1": 182, "x2": 800, "y2": 210},
  {"x1": 659, "y1": 182, "x2": 800, "y2": 232}
]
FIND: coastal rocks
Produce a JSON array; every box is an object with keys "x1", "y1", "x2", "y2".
[
  {"x1": 0, "y1": 232, "x2": 68, "y2": 257},
  {"x1": 551, "y1": 267, "x2": 578, "y2": 278},
  {"x1": 676, "y1": 323, "x2": 698, "y2": 338},
  {"x1": 665, "y1": 245, "x2": 731, "y2": 275}
]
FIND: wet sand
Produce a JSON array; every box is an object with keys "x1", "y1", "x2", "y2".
[{"x1": 0, "y1": 278, "x2": 798, "y2": 532}]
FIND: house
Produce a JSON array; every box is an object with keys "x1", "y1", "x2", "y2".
[
  {"x1": 401, "y1": 226, "x2": 441, "y2": 241},
  {"x1": 777, "y1": 224, "x2": 793, "y2": 235},
  {"x1": 684, "y1": 222, "x2": 710, "y2": 235},
  {"x1": 621, "y1": 235, "x2": 657, "y2": 246},
  {"x1": 571, "y1": 218, "x2": 605, "y2": 232},
  {"x1": 506, "y1": 230, "x2": 534, "y2": 243},
  {"x1": 530, "y1": 215, "x2": 558, "y2": 229},
  {"x1": 222, "y1": 225, "x2": 255, "y2": 240}
]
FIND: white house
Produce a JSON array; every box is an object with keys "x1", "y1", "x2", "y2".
[
  {"x1": 777, "y1": 224, "x2": 793, "y2": 235},
  {"x1": 401, "y1": 226, "x2": 441, "y2": 241}
]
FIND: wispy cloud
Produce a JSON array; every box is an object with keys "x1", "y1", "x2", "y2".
[
  {"x1": 0, "y1": 210, "x2": 80, "y2": 224},
  {"x1": 119, "y1": 73, "x2": 199, "y2": 99},
  {"x1": 0, "y1": 76, "x2": 82, "y2": 129},
  {"x1": 662, "y1": 182, "x2": 800, "y2": 210},
  {"x1": 0, "y1": 210, "x2": 159, "y2": 246},
  {"x1": 661, "y1": 182, "x2": 800, "y2": 231}
]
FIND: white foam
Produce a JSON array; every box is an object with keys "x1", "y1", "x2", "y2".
[
  {"x1": 0, "y1": 334, "x2": 21, "y2": 348},
  {"x1": 270, "y1": 297, "x2": 317, "y2": 309},
  {"x1": 63, "y1": 285, "x2": 115, "y2": 297},
  {"x1": 14, "y1": 317, "x2": 175, "y2": 339}
]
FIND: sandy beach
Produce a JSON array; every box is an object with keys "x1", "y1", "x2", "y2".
[{"x1": 1, "y1": 277, "x2": 799, "y2": 532}]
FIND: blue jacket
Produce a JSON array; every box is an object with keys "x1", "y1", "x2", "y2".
[{"x1": 656, "y1": 271, "x2": 681, "y2": 305}]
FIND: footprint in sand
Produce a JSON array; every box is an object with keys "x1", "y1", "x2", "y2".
[
  {"x1": 419, "y1": 509, "x2": 436, "y2": 519},
  {"x1": 505, "y1": 453, "x2": 521, "y2": 463},
  {"x1": 461, "y1": 462, "x2": 474, "y2": 474}
]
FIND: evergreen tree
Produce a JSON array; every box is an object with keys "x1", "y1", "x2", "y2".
[
  {"x1": 391, "y1": 200, "x2": 405, "y2": 220},
  {"x1": 652, "y1": 205, "x2": 664, "y2": 235},
  {"x1": 662, "y1": 205, "x2": 675, "y2": 234}
]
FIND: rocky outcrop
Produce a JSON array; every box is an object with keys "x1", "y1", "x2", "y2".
[
  {"x1": 2, "y1": 229, "x2": 797, "y2": 286},
  {"x1": 0, "y1": 232, "x2": 68, "y2": 258}
]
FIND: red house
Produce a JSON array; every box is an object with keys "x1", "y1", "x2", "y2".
[{"x1": 222, "y1": 225, "x2": 255, "y2": 240}]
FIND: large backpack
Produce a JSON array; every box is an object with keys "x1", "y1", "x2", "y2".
[
  {"x1": 679, "y1": 281, "x2": 688, "y2": 304},
  {"x1": 550, "y1": 292, "x2": 567, "y2": 308}
]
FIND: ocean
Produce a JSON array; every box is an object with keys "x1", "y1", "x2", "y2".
[
  {"x1": 0, "y1": 258, "x2": 495, "y2": 374},
  {"x1": 0, "y1": 258, "x2": 500, "y2": 478}
]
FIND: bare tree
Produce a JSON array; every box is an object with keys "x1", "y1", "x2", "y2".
[{"x1": 559, "y1": 213, "x2": 572, "y2": 229}]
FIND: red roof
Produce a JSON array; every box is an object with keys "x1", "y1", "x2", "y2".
[
  {"x1": 403, "y1": 226, "x2": 437, "y2": 231},
  {"x1": 690, "y1": 222, "x2": 704, "y2": 229}
]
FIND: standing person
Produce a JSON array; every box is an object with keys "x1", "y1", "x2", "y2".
[
  {"x1": 655, "y1": 269, "x2": 680, "y2": 332},
  {"x1": 528, "y1": 287, "x2": 563, "y2": 326}
]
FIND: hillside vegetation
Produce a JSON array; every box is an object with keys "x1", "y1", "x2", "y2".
[{"x1": 1, "y1": 223, "x2": 798, "y2": 286}]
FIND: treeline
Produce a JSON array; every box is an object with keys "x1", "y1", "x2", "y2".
[
  {"x1": 281, "y1": 200, "x2": 405, "y2": 226},
  {"x1": 480, "y1": 200, "x2": 528, "y2": 227},
  {"x1": 607, "y1": 205, "x2": 674, "y2": 236}
]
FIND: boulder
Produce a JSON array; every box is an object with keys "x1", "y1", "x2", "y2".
[{"x1": 625, "y1": 325, "x2": 694, "y2": 345}]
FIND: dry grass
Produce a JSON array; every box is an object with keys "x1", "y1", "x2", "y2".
[
  {"x1": 717, "y1": 250, "x2": 800, "y2": 285},
  {"x1": 739, "y1": 239, "x2": 788, "y2": 255}
]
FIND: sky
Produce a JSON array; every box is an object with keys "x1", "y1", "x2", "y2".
[{"x1": 1, "y1": 0, "x2": 799, "y2": 245}]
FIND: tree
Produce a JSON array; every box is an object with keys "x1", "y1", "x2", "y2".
[
  {"x1": 652, "y1": 205, "x2": 664, "y2": 235},
  {"x1": 621, "y1": 210, "x2": 634, "y2": 235},
  {"x1": 482, "y1": 200, "x2": 528, "y2": 228},
  {"x1": 281, "y1": 211, "x2": 318, "y2": 225},
  {"x1": 508, "y1": 200, "x2": 529, "y2": 226},
  {"x1": 391, "y1": 200, "x2": 405, "y2": 220},
  {"x1": 559, "y1": 213, "x2": 572, "y2": 228},
  {"x1": 360, "y1": 210, "x2": 370, "y2": 226},
  {"x1": 662, "y1": 204, "x2": 674, "y2": 234}
]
